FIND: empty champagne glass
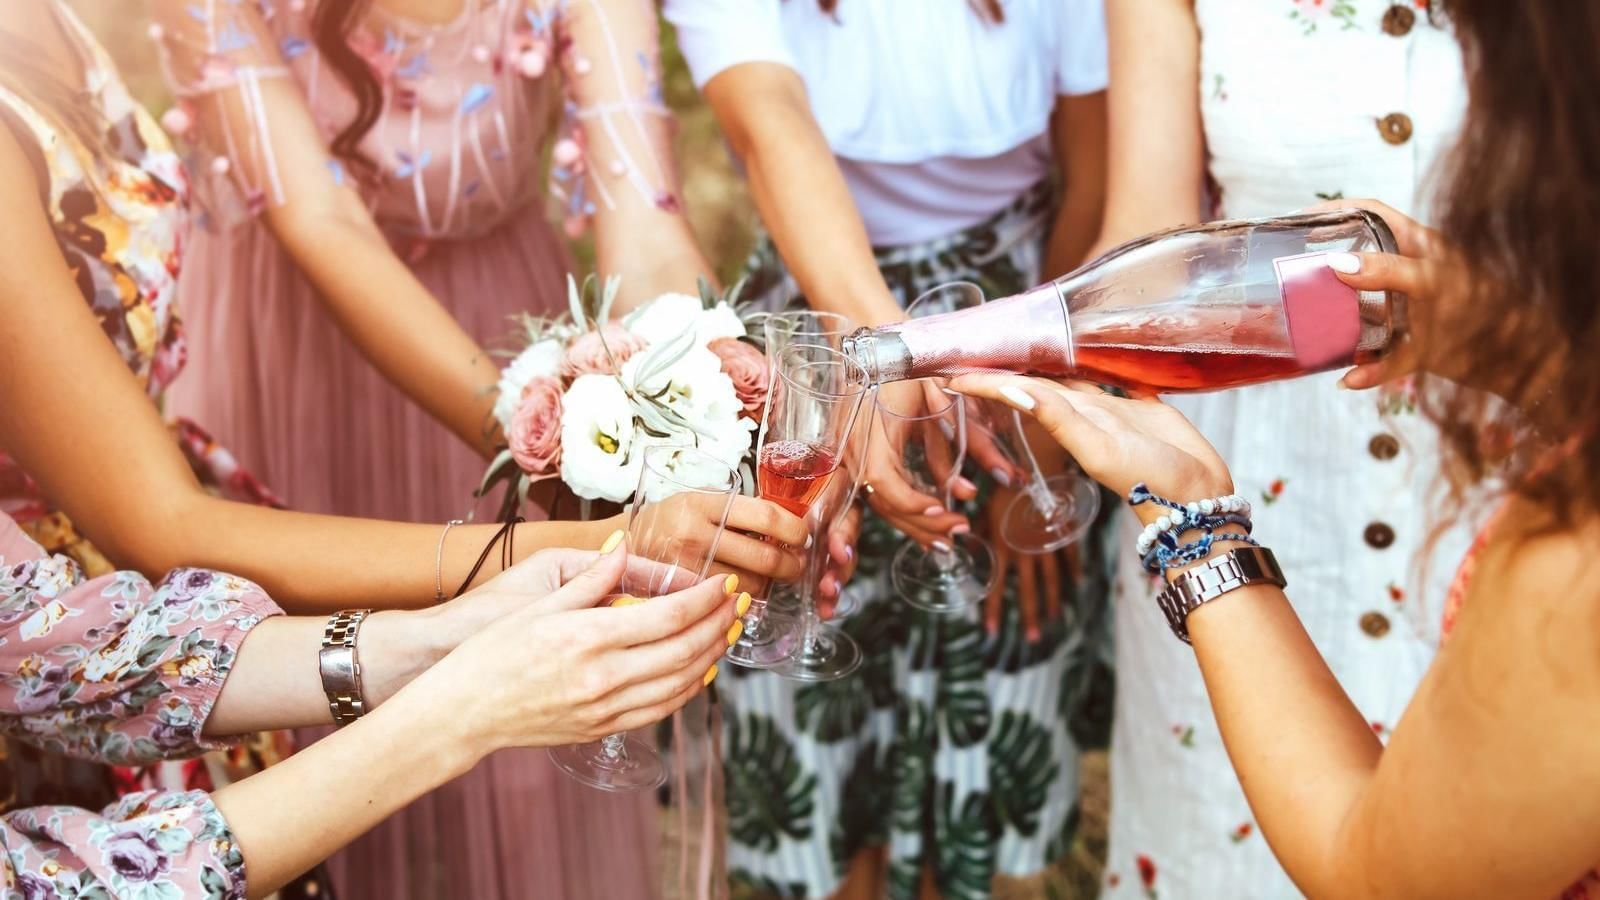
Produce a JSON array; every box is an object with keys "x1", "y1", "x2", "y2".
[
  {"x1": 880, "y1": 383, "x2": 998, "y2": 613},
  {"x1": 548, "y1": 444, "x2": 740, "y2": 792},
  {"x1": 908, "y1": 282, "x2": 1102, "y2": 555},
  {"x1": 759, "y1": 344, "x2": 869, "y2": 681}
]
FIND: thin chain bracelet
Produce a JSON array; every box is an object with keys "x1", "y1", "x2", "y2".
[{"x1": 434, "y1": 519, "x2": 464, "y2": 604}]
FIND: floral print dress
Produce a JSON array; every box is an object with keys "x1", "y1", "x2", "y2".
[
  {"x1": 0, "y1": 2, "x2": 311, "y2": 891},
  {"x1": 0, "y1": 511, "x2": 279, "y2": 898}
]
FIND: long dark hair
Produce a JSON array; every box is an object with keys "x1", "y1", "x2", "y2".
[
  {"x1": 312, "y1": 0, "x2": 383, "y2": 182},
  {"x1": 1423, "y1": 1, "x2": 1600, "y2": 525},
  {"x1": 807, "y1": 0, "x2": 1004, "y2": 24}
]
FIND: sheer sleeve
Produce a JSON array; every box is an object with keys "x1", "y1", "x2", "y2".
[
  {"x1": 2, "y1": 789, "x2": 249, "y2": 899},
  {"x1": 149, "y1": 0, "x2": 337, "y2": 224},
  {"x1": 542, "y1": 0, "x2": 686, "y2": 232},
  {"x1": 0, "y1": 515, "x2": 282, "y2": 766}
]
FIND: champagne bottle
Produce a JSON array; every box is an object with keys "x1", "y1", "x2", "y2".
[{"x1": 843, "y1": 210, "x2": 1406, "y2": 392}]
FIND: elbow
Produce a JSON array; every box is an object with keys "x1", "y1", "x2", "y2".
[{"x1": 96, "y1": 490, "x2": 212, "y2": 580}]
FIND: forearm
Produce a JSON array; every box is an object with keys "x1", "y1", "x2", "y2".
[
  {"x1": 204, "y1": 608, "x2": 453, "y2": 735},
  {"x1": 733, "y1": 98, "x2": 902, "y2": 326},
  {"x1": 1143, "y1": 477, "x2": 1383, "y2": 895},
  {"x1": 212, "y1": 684, "x2": 478, "y2": 898},
  {"x1": 267, "y1": 206, "x2": 501, "y2": 456},
  {"x1": 165, "y1": 494, "x2": 612, "y2": 613}
]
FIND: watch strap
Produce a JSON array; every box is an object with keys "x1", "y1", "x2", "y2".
[
  {"x1": 320, "y1": 609, "x2": 370, "y2": 726},
  {"x1": 1156, "y1": 547, "x2": 1286, "y2": 644}
]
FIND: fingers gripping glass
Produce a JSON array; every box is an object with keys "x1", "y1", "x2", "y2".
[
  {"x1": 909, "y1": 283, "x2": 1101, "y2": 555},
  {"x1": 548, "y1": 445, "x2": 739, "y2": 792}
]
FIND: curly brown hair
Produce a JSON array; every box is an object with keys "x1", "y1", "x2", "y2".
[{"x1": 1417, "y1": 2, "x2": 1600, "y2": 526}]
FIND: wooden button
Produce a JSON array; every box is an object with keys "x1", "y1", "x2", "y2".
[
  {"x1": 1382, "y1": 4, "x2": 1416, "y2": 36},
  {"x1": 1378, "y1": 113, "x2": 1414, "y2": 145},
  {"x1": 1364, "y1": 522, "x2": 1396, "y2": 549},
  {"x1": 1368, "y1": 433, "x2": 1401, "y2": 460},
  {"x1": 1360, "y1": 611, "x2": 1392, "y2": 638}
]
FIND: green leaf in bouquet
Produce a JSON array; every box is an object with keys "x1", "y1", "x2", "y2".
[
  {"x1": 566, "y1": 273, "x2": 586, "y2": 328},
  {"x1": 596, "y1": 274, "x2": 622, "y2": 324},
  {"x1": 475, "y1": 448, "x2": 518, "y2": 498},
  {"x1": 634, "y1": 321, "x2": 698, "y2": 386}
]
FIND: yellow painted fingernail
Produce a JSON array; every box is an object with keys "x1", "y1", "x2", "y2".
[
  {"x1": 723, "y1": 574, "x2": 739, "y2": 595},
  {"x1": 727, "y1": 620, "x2": 744, "y2": 646},
  {"x1": 609, "y1": 594, "x2": 645, "y2": 607},
  {"x1": 703, "y1": 664, "x2": 719, "y2": 686},
  {"x1": 599, "y1": 529, "x2": 625, "y2": 554},
  {"x1": 735, "y1": 591, "x2": 752, "y2": 617}
]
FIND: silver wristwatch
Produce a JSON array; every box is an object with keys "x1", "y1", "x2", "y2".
[
  {"x1": 320, "y1": 609, "x2": 371, "y2": 726},
  {"x1": 1156, "y1": 547, "x2": 1286, "y2": 644}
]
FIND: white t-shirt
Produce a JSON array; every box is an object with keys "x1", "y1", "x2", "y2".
[{"x1": 663, "y1": 0, "x2": 1108, "y2": 246}]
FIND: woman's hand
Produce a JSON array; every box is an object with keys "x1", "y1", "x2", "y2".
[
  {"x1": 981, "y1": 486, "x2": 1073, "y2": 641},
  {"x1": 626, "y1": 493, "x2": 807, "y2": 597},
  {"x1": 863, "y1": 381, "x2": 976, "y2": 547},
  {"x1": 949, "y1": 375, "x2": 1232, "y2": 511},
  {"x1": 1302, "y1": 199, "x2": 1461, "y2": 392},
  {"x1": 416, "y1": 543, "x2": 741, "y2": 752}
]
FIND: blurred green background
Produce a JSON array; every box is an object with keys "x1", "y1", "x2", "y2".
[{"x1": 65, "y1": 0, "x2": 759, "y2": 283}]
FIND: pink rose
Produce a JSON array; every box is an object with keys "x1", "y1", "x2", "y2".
[
  {"x1": 562, "y1": 323, "x2": 646, "y2": 378},
  {"x1": 508, "y1": 377, "x2": 563, "y2": 478},
  {"x1": 709, "y1": 337, "x2": 769, "y2": 417}
]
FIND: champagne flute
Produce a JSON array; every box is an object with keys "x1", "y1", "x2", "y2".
[
  {"x1": 908, "y1": 282, "x2": 1102, "y2": 555},
  {"x1": 725, "y1": 313, "x2": 858, "y2": 668},
  {"x1": 760, "y1": 344, "x2": 869, "y2": 681},
  {"x1": 880, "y1": 383, "x2": 998, "y2": 613},
  {"x1": 547, "y1": 444, "x2": 740, "y2": 792}
]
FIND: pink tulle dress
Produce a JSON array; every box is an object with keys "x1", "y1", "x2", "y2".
[{"x1": 148, "y1": 1, "x2": 683, "y2": 897}]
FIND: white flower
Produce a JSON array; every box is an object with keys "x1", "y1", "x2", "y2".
[
  {"x1": 623, "y1": 295, "x2": 747, "y2": 346},
  {"x1": 19, "y1": 600, "x2": 77, "y2": 642},
  {"x1": 698, "y1": 302, "x2": 748, "y2": 343},
  {"x1": 621, "y1": 345, "x2": 755, "y2": 484},
  {"x1": 559, "y1": 374, "x2": 643, "y2": 502},
  {"x1": 493, "y1": 338, "x2": 565, "y2": 430}
]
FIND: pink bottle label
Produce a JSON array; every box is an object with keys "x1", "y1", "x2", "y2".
[{"x1": 1274, "y1": 252, "x2": 1361, "y2": 369}]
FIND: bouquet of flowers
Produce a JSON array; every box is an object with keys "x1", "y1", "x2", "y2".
[{"x1": 480, "y1": 275, "x2": 770, "y2": 519}]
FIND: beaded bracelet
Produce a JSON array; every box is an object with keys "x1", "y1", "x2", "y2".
[
  {"x1": 1130, "y1": 483, "x2": 1252, "y2": 556},
  {"x1": 1128, "y1": 483, "x2": 1257, "y2": 575}
]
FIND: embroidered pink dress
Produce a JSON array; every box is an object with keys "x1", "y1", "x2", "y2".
[{"x1": 147, "y1": 2, "x2": 679, "y2": 898}]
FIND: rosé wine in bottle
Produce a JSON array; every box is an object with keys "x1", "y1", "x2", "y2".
[
  {"x1": 758, "y1": 440, "x2": 840, "y2": 517},
  {"x1": 842, "y1": 210, "x2": 1406, "y2": 393}
]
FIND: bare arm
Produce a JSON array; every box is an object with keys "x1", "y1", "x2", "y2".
[
  {"x1": 1092, "y1": 0, "x2": 1205, "y2": 254},
  {"x1": 561, "y1": 0, "x2": 717, "y2": 309},
  {"x1": 955, "y1": 374, "x2": 1600, "y2": 899},
  {"x1": 703, "y1": 63, "x2": 903, "y2": 327},
  {"x1": 1043, "y1": 90, "x2": 1109, "y2": 277}
]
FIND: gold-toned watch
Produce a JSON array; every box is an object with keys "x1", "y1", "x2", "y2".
[{"x1": 319, "y1": 609, "x2": 371, "y2": 726}]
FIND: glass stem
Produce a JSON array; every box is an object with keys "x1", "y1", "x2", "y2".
[
  {"x1": 797, "y1": 523, "x2": 828, "y2": 657},
  {"x1": 599, "y1": 732, "x2": 629, "y2": 762},
  {"x1": 1012, "y1": 408, "x2": 1061, "y2": 518}
]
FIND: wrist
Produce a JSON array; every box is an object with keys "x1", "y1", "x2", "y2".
[
  {"x1": 366, "y1": 668, "x2": 483, "y2": 779},
  {"x1": 1129, "y1": 476, "x2": 1236, "y2": 527},
  {"x1": 357, "y1": 610, "x2": 454, "y2": 709}
]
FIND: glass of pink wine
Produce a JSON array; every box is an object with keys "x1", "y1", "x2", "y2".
[
  {"x1": 759, "y1": 343, "x2": 870, "y2": 681},
  {"x1": 547, "y1": 444, "x2": 740, "y2": 792},
  {"x1": 907, "y1": 282, "x2": 1102, "y2": 555}
]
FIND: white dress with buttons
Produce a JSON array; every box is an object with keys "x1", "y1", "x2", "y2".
[{"x1": 1102, "y1": 2, "x2": 1476, "y2": 897}]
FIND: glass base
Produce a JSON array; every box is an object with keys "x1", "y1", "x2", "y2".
[
  {"x1": 547, "y1": 735, "x2": 665, "y2": 792},
  {"x1": 775, "y1": 624, "x2": 862, "y2": 682},
  {"x1": 723, "y1": 606, "x2": 801, "y2": 669},
  {"x1": 891, "y1": 533, "x2": 996, "y2": 614},
  {"x1": 1002, "y1": 474, "x2": 1103, "y2": 555}
]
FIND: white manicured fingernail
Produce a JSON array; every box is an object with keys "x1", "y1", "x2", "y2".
[
  {"x1": 1326, "y1": 252, "x2": 1362, "y2": 274},
  {"x1": 804, "y1": 533, "x2": 814, "y2": 549},
  {"x1": 999, "y1": 385, "x2": 1036, "y2": 411},
  {"x1": 990, "y1": 466, "x2": 1012, "y2": 487},
  {"x1": 931, "y1": 540, "x2": 952, "y2": 553}
]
